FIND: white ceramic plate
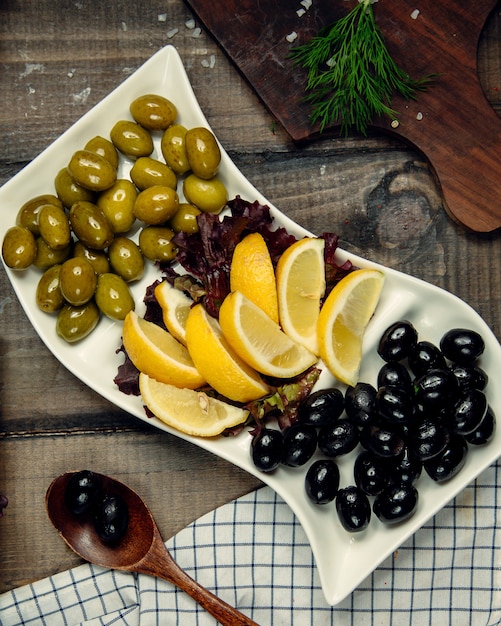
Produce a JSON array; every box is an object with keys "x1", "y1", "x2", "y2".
[{"x1": 2, "y1": 45, "x2": 501, "y2": 606}]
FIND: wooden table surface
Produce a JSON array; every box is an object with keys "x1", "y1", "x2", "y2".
[{"x1": 1, "y1": 0, "x2": 501, "y2": 595}]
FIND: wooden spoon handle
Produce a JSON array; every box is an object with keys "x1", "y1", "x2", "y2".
[
  {"x1": 134, "y1": 527, "x2": 258, "y2": 625},
  {"x1": 157, "y1": 565, "x2": 259, "y2": 626}
]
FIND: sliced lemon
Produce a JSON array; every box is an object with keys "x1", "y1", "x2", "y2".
[
  {"x1": 317, "y1": 268, "x2": 385, "y2": 387},
  {"x1": 122, "y1": 310, "x2": 205, "y2": 389},
  {"x1": 230, "y1": 232, "x2": 279, "y2": 323},
  {"x1": 139, "y1": 373, "x2": 249, "y2": 437},
  {"x1": 154, "y1": 280, "x2": 192, "y2": 345},
  {"x1": 185, "y1": 303, "x2": 269, "y2": 403},
  {"x1": 219, "y1": 290, "x2": 318, "y2": 379},
  {"x1": 276, "y1": 237, "x2": 325, "y2": 354}
]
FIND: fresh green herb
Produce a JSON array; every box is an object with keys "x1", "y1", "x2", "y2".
[{"x1": 289, "y1": 0, "x2": 435, "y2": 136}]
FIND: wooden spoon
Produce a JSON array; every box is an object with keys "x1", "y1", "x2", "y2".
[{"x1": 46, "y1": 471, "x2": 258, "y2": 626}]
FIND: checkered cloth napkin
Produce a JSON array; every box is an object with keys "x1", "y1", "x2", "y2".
[{"x1": 2, "y1": 462, "x2": 501, "y2": 626}]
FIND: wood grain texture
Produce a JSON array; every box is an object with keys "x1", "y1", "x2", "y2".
[
  {"x1": 0, "y1": 0, "x2": 500, "y2": 594},
  {"x1": 185, "y1": 0, "x2": 501, "y2": 231}
]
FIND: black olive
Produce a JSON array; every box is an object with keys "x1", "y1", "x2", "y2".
[
  {"x1": 344, "y1": 382, "x2": 377, "y2": 427},
  {"x1": 251, "y1": 428, "x2": 284, "y2": 472},
  {"x1": 93, "y1": 493, "x2": 129, "y2": 544},
  {"x1": 377, "y1": 320, "x2": 418, "y2": 362},
  {"x1": 360, "y1": 423, "x2": 405, "y2": 459},
  {"x1": 305, "y1": 459, "x2": 340, "y2": 504},
  {"x1": 451, "y1": 389, "x2": 488, "y2": 436},
  {"x1": 336, "y1": 486, "x2": 371, "y2": 532},
  {"x1": 389, "y1": 447, "x2": 422, "y2": 485},
  {"x1": 373, "y1": 484, "x2": 419, "y2": 525},
  {"x1": 298, "y1": 387, "x2": 344, "y2": 427},
  {"x1": 408, "y1": 417, "x2": 450, "y2": 461},
  {"x1": 377, "y1": 362, "x2": 412, "y2": 393},
  {"x1": 376, "y1": 386, "x2": 415, "y2": 425},
  {"x1": 64, "y1": 470, "x2": 102, "y2": 516},
  {"x1": 440, "y1": 328, "x2": 485, "y2": 364},
  {"x1": 318, "y1": 419, "x2": 359, "y2": 457},
  {"x1": 450, "y1": 363, "x2": 488, "y2": 391},
  {"x1": 424, "y1": 433, "x2": 468, "y2": 482},
  {"x1": 354, "y1": 450, "x2": 389, "y2": 496},
  {"x1": 464, "y1": 406, "x2": 496, "y2": 446},
  {"x1": 413, "y1": 368, "x2": 460, "y2": 410},
  {"x1": 408, "y1": 341, "x2": 447, "y2": 377},
  {"x1": 282, "y1": 424, "x2": 317, "y2": 467}
]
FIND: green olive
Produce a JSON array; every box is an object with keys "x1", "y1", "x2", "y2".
[
  {"x1": 16, "y1": 194, "x2": 63, "y2": 235},
  {"x1": 33, "y1": 237, "x2": 72, "y2": 269},
  {"x1": 130, "y1": 157, "x2": 177, "y2": 190},
  {"x1": 38, "y1": 204, "x2": 71, "y2": 250},
  {"x1": 185, "y1": 127, "x2": 221, "y2": 179},
  {"x1": 96, "y1": 179, "x2": 137, "y2": 234},
  {"x1": 95, "y1": 272, "x2": 135, "y2": 320},
  {"x1": 169, "y1": 203, "x2": 201, "y2": 234},
  {"x1": 109, "y1": 120, "x2": 153, "y2": 158},
  {"x1": 2, "y1": 226, "x2": 37, "y2": 269},
  {"x1": 69, "y1": 201, "x2": 114, "y2": 250},
  {"x1": 59, "y1": 257, "x2": 97, "y2": 306},
  {"x1": 160, "y1": 124, "x2": 190, "y2": 175},
  {"x1": 56, "y1": 301, "x2": 100, "y2": 343},
  {"x1": 67, "y1": 149, "x2": 117, "y2": 192},
  {"x1": 130, "y1": 94, "x2": 177, "y2": 131},
  {"x1": 84, "y1": 135, "x2": 119, "y2": 169},
  {"x1": 54, "y1": 168, "x2": 95, "y2": 209},
  {"x1": 139, "y1": 226, "x2": 178, "y2": 263},
  {"x1": 108, "y1": 236, "x2": 144, "y2": 282},
  {"x1": 133, "y1": 185, "x2": 179, "y2": 225},
  {"x1": 73, "y1": 241, "x2": 110, "y2": 275},
  {"x1": 183, "y1": 174, "x2": 227, "y2": 214},
  {"x1": 36, "y1": 264, "x2": 65, "y2": 313}
]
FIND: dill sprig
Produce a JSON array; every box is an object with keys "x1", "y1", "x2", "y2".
[{"x1": 289, "y1": 0, "x2": 434, "y2": 136}]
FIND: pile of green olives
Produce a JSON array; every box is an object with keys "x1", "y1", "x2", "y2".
[
  {"x1": 251, "y1": 322, "x2": 494, "y2": 534},
  {"x1": 2, "y1": 93, "x2": 229, "y2": 343},
  {"x1": 64, "y1": 470, "x2": 129, "y2": 544}
]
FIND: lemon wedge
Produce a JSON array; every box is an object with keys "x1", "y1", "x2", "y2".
[
  {"x1": 122, "y1": 310, "x2": 205, "y2": 389},
  {"x1": 139, "y1": 373, "x2": 249, "y2": 437},
  {"x1": 185, "y1": 303, "x2": 269, "y2": 402},
  {"x1": 276, "y1": 237, "x2": 325, "y2": 354},
  {"x1": 219, "y1": 290, "x2": 317, "y2": 379},
  {"x1": 317, "y1": 268, "x2": 385, "y2": 386},
  {"x1": 230, "y1": 232, "x2": 279, "y2": 322},
  {"x1": 154, "y1": 280, "x2": 192, "y2": 345}
]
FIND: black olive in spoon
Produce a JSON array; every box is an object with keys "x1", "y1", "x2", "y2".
[{"x1": 46, "y1": 471, "x2": 257, "y2": 626}]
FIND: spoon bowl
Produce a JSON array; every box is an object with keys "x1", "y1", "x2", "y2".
[{"x1": 46, "y1": 471, "x2": 257, "y2": 626}]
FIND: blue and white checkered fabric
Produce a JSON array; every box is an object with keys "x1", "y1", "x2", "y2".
[{"x1": 2, "y1": 461, "x2": 501, "y2": 625}]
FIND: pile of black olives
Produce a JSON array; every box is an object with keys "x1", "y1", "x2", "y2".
[
  {"x1": 251, "y1": 322, "x2": 495, "y2": 533},
  {"x1": 2, "y1": 94, "x2": 229, "y2": 343},
  {"x1": 64, "y1": 470, "x2": 129, "y2": 544}
]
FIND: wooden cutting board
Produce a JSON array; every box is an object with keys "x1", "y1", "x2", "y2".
[{"x1": 184, "y1": 0, "x2": 501, "y2": 232}]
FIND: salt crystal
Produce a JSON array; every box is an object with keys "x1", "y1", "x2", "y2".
[
  {"x1": 300, "y1": 0, "x2": 312, "y2": 8},
  {"x1": 192, "y1": 27, "x2": 202, "y2": 38},
  {"x1": 185, "y1": 18, "x2": 196, "y2": 29},
  {"x1": 286, "y1": 31, "x2": 298, "y2": 43},
  {"x1": 416, "y1": 111, "x2": 423, "y2": 120},
  {"x1": 158, "y1": 13, "x2": 167, "y2": 22},
  {"x1": 411, "y1": 9, "x2": 420, "y2": 19},
  {"x1": 166, "y1": 28, "x2": 179, "y2": 39},
  {"x1": 296, "y1": 8, "x2": 306, "y2": 17},
  {"x1": 201, "y1": 55, "x2": 216, "y2": 68}
]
